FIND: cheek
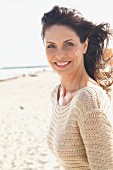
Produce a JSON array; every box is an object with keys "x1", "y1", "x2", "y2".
[
  {"x1": 70, "y1": 49, "x2": 80, "y2": 60},
  {"x1": 74, "y1": 48, "x2": 81, "y2": 55},
  {"x1": 73, "y1": 50, "x2": 84, "y2": 64},
  {"x1": 73, "y1": 47, "x2": 84, "y2": 58},
  {"x1": 46, "y1": 51, "x2": 53, "y2": 62},
  {"x1": 45, "y1": 50, "x2": 50, "y2": 58}
]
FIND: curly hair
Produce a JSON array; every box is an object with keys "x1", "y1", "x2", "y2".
[{"x1": 41, "y1": 5, "x2": 113, "y2": 97}]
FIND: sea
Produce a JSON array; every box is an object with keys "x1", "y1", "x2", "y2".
[{"x1": 0, "y1": 65, "x2": 52, "y2": 81}]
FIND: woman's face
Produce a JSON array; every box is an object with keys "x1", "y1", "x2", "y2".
[{"x1": 44, "y1": 25, "x2": 88, "y2": 76}]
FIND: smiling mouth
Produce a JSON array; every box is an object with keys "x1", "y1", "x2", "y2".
[{"x1": 55, "y1": 61, "x2": 71, "y2": 68}]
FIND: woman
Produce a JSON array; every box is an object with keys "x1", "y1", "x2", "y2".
[{"x1": 41, "y1": 5, "x2": 113, "y2": 169}]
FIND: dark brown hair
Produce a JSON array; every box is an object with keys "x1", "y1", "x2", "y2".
[{"x1": 41, "y1": 6, "x2": 113, "y2": 95}]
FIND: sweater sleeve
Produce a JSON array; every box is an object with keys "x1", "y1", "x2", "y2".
[
  {"x1": 76, "y1": 86, "x2": 113, "y2": 169},
  {"x1": 77, "y1": 108, "x2": 113, "y2": 170}
]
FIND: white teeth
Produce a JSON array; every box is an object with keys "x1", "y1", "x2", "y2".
[{"x1": 56, "y1": 62, "x2": 69, "y2": 66}]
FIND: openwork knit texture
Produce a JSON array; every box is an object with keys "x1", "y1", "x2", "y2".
[{"x1": 47, "y1": 84, "x2": 113, "y2": 170}]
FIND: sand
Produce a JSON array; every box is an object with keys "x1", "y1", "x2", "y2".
[
  {"x1": 0, "y1": 70, "x2": 113, "y2": 170},
  {"x1": 0, "y1": 71, "x2": 61, "y2": 170}
]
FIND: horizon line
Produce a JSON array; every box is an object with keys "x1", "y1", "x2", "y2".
[{"x1": 0, "y1": 65, "x2": 50, "y2": 70}]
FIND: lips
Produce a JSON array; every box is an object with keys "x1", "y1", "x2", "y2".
[{"x1": 55, "y1": 61, "x2": 71, "y2": 68}]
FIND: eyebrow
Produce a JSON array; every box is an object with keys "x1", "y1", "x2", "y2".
[
  {"x1": 46, "y1": 39, "x2": 75, "y2": 44},
  {"x1": 46, "y1": 41, "x2": 55, "y2": 44},
  {"x1": 64, "y1": 39, "x2": 75, "y2": 43}
]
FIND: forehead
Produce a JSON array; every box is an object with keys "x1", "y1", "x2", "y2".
[{"x1": 44, "y1": 25, "x2": 79, "y2": 42}]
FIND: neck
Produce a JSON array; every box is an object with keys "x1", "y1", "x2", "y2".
[{"x1": 59, "y1": 67, "x2": 89, "y2": 97}]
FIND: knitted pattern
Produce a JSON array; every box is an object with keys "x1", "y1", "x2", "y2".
[{"x1": 47, "y1": 84, "x2": 113, "y2": 170}]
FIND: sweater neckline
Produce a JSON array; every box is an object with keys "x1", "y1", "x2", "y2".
[{"x1": 55, "y1": 83, "x2": 102, "y2": 109}]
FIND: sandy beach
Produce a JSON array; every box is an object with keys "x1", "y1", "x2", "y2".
[
  {"x1": 0, "y1": 70, "x2": 113, "y2": 170},
  {"x1": 0, "y1": 71, "x2": 61, "y2": 170}
]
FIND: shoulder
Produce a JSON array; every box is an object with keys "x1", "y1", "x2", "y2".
[
  {"x1": 76, "y1": 85, "x2": 113, "y2": 126},
  {"x1": 76, "y1": 84, "x2": 111, "y2": 113}
]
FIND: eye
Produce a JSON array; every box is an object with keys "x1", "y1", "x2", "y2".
[
  {"x1": 47, "y1": 44, "x2": 56, "y2": 48},
  {"x1": 65, "y1": 42, "x2": 74, "y2": 46},
  {"x1": 63, "y1": 42, "x2": 75, "y2": 50}
]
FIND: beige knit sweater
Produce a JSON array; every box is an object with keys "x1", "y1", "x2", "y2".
[{"x1": 47, "y1": 84, "x2": 113, "y2": 170}]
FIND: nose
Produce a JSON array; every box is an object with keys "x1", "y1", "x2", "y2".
[{"x1": 55, "y1": 49, "x2": 65, "y2": 60}]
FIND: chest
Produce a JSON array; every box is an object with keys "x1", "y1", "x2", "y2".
[{"x1": 47, "y1": 107, "x2": 86, "y2": 159}]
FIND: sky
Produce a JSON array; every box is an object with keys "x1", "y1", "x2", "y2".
[{"x1": 0, "y1": 0, "x2": 113, "y2": 68}]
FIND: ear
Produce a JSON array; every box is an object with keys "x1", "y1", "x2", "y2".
[{"x1": 83, "y1": 38, "x2": 89, "y2": 54}]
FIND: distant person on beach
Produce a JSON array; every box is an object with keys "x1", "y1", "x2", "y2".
[{"x1": 41, "y1": 5, "x2": 113, "y2": 169}]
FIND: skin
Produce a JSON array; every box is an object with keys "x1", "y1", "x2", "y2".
[{"x1": 44, "y1": 25, "x2": 97, "y2": 103}]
